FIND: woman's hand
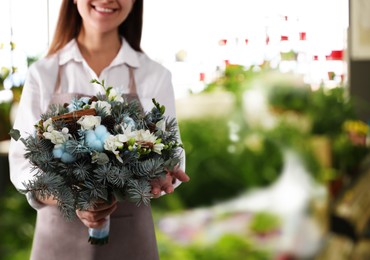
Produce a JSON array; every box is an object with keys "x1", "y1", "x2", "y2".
[
  {"x1": 150, "y1": 165, "x2": 190, "y2": 198},
  {"x1": 76, "y1": 199, "x2": 118, "y2": 229}
]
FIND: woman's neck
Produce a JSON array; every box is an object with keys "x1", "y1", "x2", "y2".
[{"x1": 77, "y1": 30, "x2": 122, "y2": 77}]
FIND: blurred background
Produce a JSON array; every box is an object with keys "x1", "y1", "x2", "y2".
[{"x1": 1, "y1": 0, "x2": 370, "y2": 259}]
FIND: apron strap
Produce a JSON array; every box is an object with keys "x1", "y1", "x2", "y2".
[
  {"x1": 128, "y1": 66, "x2": 137, "y2": 95},
  {"x1": 126, "y1": 65, "x2": 143, "y2": 110},
  {"x1": 54, "y1": 55, "x2": 63, "y2": 94}
]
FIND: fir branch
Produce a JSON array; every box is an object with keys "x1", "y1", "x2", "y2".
[
  {"x1": 72, "y1": 160, "x2": 92, "y2": 181},
  {"x1": 40, "y1": 104, "x2": 68, "y2": 121},
  {"x1": 127, "y1": 179, "x2": 152, "y2": 206},
  {"x1": 83, "y1": 179, "x2": 109, "y2": 201},
  {"x1": 107, "y1": 165, "x2": 132, "y2": 188},
  {"x1": 131, "y1": 158, "x2": 166, "y2": 179},
  {"x1": 94, "y1": 164, "x2": 112, "y2": 185},
  {"x1": 75, "y1": 190, "x2": 96, "y2": 211},
  {"x1": 56, "y1": 186, "x2": 77, "y2": 220},
  {"x1": 65, "y1": 139, "x2": 92, "y2": 157}
]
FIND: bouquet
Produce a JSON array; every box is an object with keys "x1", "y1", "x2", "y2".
[{"x1": 10, "y1": 79, "x2": 183, "y2": 245}]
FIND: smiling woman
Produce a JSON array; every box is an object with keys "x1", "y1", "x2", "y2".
[{"x1": 8, "y1": 0, "x2": 190, "y2": 259}]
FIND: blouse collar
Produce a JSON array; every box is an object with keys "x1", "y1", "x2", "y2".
[{"x1": 58, "y1": 37, "x2": 140, "y2": 68}]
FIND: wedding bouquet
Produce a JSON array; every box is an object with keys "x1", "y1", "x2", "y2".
[{"x1": 10, "y1": 79, "x2": 183, "y2": 245}]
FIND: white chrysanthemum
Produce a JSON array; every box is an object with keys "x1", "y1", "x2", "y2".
[
  {"x1": 43, "y1": 127, "x2": 70, "y2": 144},
  {"x1": 108, "y1": 88, "x2": 124, "y2": 103},
  {"x1": 135, "y1": 129, "x2": 156, "y2": 143},
  {"x1": 77, "y1": 115, "x2": 101, "y2": 130},
  {"x1": 91, "y1": 100, "x2": 112, "y2": 115}
]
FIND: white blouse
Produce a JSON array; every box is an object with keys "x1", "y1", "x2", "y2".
[{"x1": 9, "y1": 38, "x2": 182, "y2": 208}]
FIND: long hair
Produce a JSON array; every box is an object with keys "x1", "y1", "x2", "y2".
[{"x1": 47, "y1": 0, "x2": 143, "y2": 56}]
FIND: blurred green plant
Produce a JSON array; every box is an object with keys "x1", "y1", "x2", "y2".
[
  {"x1": 157, "y1": 232, "x2": 271, "y2": 260},
  {"x1": 0, "y1": 185, "x2": 36, "y2": 260},
  {"x1": 157, "y1": 117, "x2": 283, "y2": 209},
  {"x1": 307, "y1": 87, "x2": 356, "y2": 137},
  {"x1": 249, "y1": 211, "x2": 281, "y2": 235},
  {"x1": 268, "y1": 83, "x2": 311, "y2": 113},
  {"x1": 0, "y1": 102, "x2": 12, "y2": 141},
  {"x1": 204, "y1": 64, "x2": 260, "y2": 107}
]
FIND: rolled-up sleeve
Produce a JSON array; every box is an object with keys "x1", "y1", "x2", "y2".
[{"x1": 8, "y1": 65, "x2": 46, "y2": 210}]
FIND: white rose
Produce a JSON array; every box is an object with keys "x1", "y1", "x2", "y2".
[
  {"x1": 43, "y1": 118, "x2": 54, "y2": 132},
  {"x1": 43, "y1": 128, "x2": 70, "y2": 144},
  {"x1": 77, "y1": 115, "x2": 101, "y2": 130},
  {"x1": 91, "y1": 101, "x2": 112, "y2": 115}
]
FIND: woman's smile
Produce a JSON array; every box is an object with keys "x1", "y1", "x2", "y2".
[{"x1": 92, "y1": 5, "x2": 117, "y2": 14}]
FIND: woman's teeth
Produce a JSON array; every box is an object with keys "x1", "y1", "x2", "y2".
[{"x1": 94, "y1": 6, "x2": 114, "y2": 13}]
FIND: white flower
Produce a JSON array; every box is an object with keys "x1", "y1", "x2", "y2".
[
  {"x1": 121, "y1": 125, "x2": 137, "y2": 139},
  {"x1": 135, "y1": 129, "x2": 156, "y2": 143},
  {"x1": 43, "y1": 118, "x2": 54, "y2": 132},
  {"x1": 153, "y1": 143, "x2": 165, "y2": 154},
  {"x1": 104, "y1": 135, "x2": 121, "y2": 153},
  {"x1": 91, "y1": 101, "x2": 112, "y2": 115},
  {"x1": 108, "y1": 88, "x2": 124, "y2": 102},
  {"x1": 43, "y1": 127, "x2": 70, "y2": 144},
  {"x1": 77, "y1": 115, "x2": 101, "y2": 130},
  {"x1": 104, "y1": 134, "x2": 128, "y2": 163},
  {"x1": 156, "y1": 119, "x2": 166, "y2": 131}
]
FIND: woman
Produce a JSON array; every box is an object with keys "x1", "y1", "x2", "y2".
[{"x1": 8, "y1": 0, "x2": 189, "y2": 259}]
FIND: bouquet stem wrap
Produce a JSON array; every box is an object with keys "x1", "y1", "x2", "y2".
[{"x1": 88, "y1": 215, "x2": 110, "y2": 245}]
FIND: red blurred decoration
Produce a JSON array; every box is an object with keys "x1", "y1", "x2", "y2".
[
  {"x1": 218, "y1": 39, "x2": 227, "y2": 46},
  {"x1": 326, "y1": 50, "x2": 344, "y2": 60},
  {"x1": 281, "y1": 36, "x2": 289, "y2": 41},
  {"x1": 224, "y1": 60, "x2": 230, "y2": 66},
  {"x1": 313, "y1": 55, "x2": 319, "y2": 60},
  {"x1": 284, "y1": 15, "x2": 288, "y2": 21},
  {"x1": 199, "y1": 72, "x2": 205, "y2": 82},
  {"x1": 245, "y1": 39, "x2": 249, "y2": 45},
  {"x1": 266, "y1": 36, "x2": 270, "y2": 45},
  {"x1": 299, "y1": 32, "x2": 306, "y2": 41}
]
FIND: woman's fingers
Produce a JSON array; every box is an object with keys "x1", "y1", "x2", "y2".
[
  {"x1": 168, "y1": 166, "x2": 190, "y2": 182},
  {"x1": 76, "y1": 201, "x2": 117, "y2": 229},
  {"x1": 151, "y1": 172, "x2": 176, "y2": 198}
]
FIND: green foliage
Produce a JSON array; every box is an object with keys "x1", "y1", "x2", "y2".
[
  {"x1": 0, "y1": 67, "x2": 11, "y2": 90},
  {"x1": 157, "y1": 232, "x2": 270, "y2": 260},
  {"x1": 0, "y1": 185, "x2": 36, "y2": 260},
  {"x1": 162, "y1": 117, "x2": 283, "y2": 209},
  {"x1": 308, "y1": 87, "x2": 356, "y2": 136},
  {"x1": 0, "y1": 101, "x2": 12, "y2": 141},
  {"x1": 204, "y1": 64, "x2": 258, "y2": 107},
  {"x1": 268, "y1": 83, "x2": 311, "y2": 113},
  {"x1": 332, "y1": 133, "x2": 369, "y2": 174},
  {"x1": 249, "y1": 211, "x2": 281, "y2": 234}
]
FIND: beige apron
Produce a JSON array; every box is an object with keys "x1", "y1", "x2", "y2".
[{"x1": 30, "y1": 63, "x2": 159, "y2": 260}]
